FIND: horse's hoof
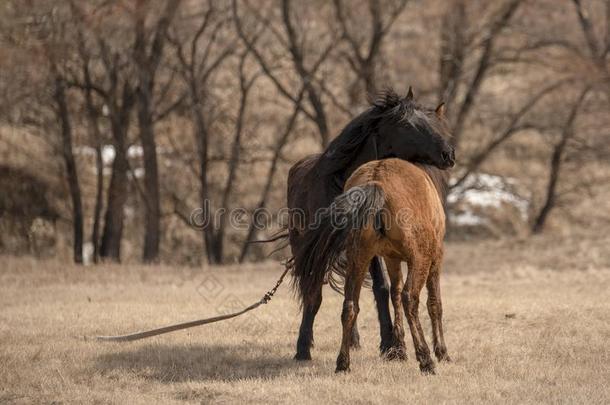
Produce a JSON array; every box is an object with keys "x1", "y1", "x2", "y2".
[
  {"x1": 336, "y1": 353, "x2": 350, "y2": 372},
  {"x1": 384, "y1": 347, "x2": 407, "y2": 361},
  {"x1": 379, "y1": 344, "x2": 392, "y2": 356},
  {"x1": 435, "y1": 348, "x2": 451, "y2": 362},
  {"x1": 335, "y1": 366, "x2": 350, "y2": 373},
  {"x1": 419, "y1": 362, "x2": 436, "y2": 375},
  {"x1": 350, "y1": 333, "x2": 360, "y2": 349},
  {"x1": 294, "y1": 352, "x2": 312, "y2": 361}
]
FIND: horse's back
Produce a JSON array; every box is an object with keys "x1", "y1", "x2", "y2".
[
  {"x1": 346, "y1": 159, "x2": 442, "y2": 209},
  {"x1": 287, "y1": 154, "x2": 324, "y2": 243},
  {"x1": 287, "y1": 154, "x2": 320, "y2": 210},
  {"x1": 346, "y1": 159, "x2": 446, "y2": 252}
]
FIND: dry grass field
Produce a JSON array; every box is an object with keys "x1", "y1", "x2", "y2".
[{"x1": 1, "y1": 239, "x2": 610, "y2": 404}]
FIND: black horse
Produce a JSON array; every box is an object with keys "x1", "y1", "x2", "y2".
[{"x1": 274, "y1": 88, "x2": 454, "y2": 360}]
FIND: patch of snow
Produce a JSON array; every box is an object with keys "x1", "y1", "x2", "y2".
[
  {"x1": 83, "y1": 242, "x2": 94, "y2": 266},
  {"x1": 102, "y1": 145, "x2": 115, "y2": 165},
  {"x1": 131, "y1": 167, "x2": 145, "y2": 178},
  {"x1": 128, "y1": 145, "x2": 143, "y2": 158},
  {"x1": 449, "y1": 173, "x2": 529, "y2": 220},
  {"x1": 124, "y1": 206, "x2": 134, "y2": 218},
  {"x1": 450, "y1": 210, "x2": 485, "y2": 226},
  {"x1": 74, "y1": 146, "x2": 96, "y2": 156}
]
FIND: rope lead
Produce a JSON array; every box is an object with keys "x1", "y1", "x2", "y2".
[{"x1": 96, "y1": 265, "x2": 290, "y2": 342}]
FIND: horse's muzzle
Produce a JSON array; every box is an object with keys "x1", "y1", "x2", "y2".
[{"x1": 441, "y1": 149, "x2": 455, "y2": 168}]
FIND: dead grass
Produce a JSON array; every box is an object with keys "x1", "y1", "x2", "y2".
[{"x1": 1, "y1": 247, "x2": 609, "y2": 404}]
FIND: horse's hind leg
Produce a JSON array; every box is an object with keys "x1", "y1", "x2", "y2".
[
  {"x1": 369, "y1": 256, "x2": 393, "y2": 354},
  {"x1": 294, "y1": 283, "x2": 323, "y2": 361},
  {"x1": 427, "y1": 260, "x2": 451, "y2": 362},
  {"x1": 350, "y1": 319, "x2": 361, "y2": 349},
  {"x1": 336, "y1": 252, "x2": 371, "y2": 372},
  {"x1": 351, "y1": 256, "x2": 393, "y2": 351},
  {"x1": 384, "y1": 258, "x2": 407, "y2": 361},
  {"x1": 403, "y1": 257, "x2": 435, "y2": 374}
]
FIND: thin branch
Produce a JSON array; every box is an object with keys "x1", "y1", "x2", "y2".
[
  {"x1": 452, "y1": 0, "x2": 525, "y2": 148},
  {"x1": 572, "y1": 0, "x2": 601, "y2": 61},
  {"x1": 452, "y1": 77, "x2": 577, "y2": 189},
  {"x1": 232, "y1": 0, "x2": 319, "y2": 124}
]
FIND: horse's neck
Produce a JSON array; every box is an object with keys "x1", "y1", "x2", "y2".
[
  {"x1": 418, "y1": 164, "x2": 449, "y2": 202},
  {"x1": 300, "y1": 156, "x2": 346, "y2": 211},
  {"x1": 298, "y1": 133, "x2": 377, "y2": 214},
  {"x1": 316, "y1": 135, "x2": 375, "y2": 177}
]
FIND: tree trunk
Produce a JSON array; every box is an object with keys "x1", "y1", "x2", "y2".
[
  {"x1": 137, "y1": 89, "x2": 161, "y2": 263},
  {"x1": 133, "y1": 0, "x2": 182, "y2": 263},
  {"x1": 99, "y1": 135, "x2": 129, "y2": 261},
  {"x1": 531, "y1": 144, "x2": 562, "y2": 233},
  {"x1": 83, "y1": 78, "x2": 104, "y2": 263},
  {"x1": 239, "y1": 98, "x2": 303, "y2": 262},
  {"x1": 188, "y1": 85, "x2": 221, "y2": 265},
  {"x1": 100, "y1": 87, "x2": 134, "y2": 262},
  {"x1": 54, "y1": 76, "x2": 84, "y2": 264},
  {"x1": 531, "y1": 87, "x2": 588, "y2": 233},
  {"x1": 76, "y1": 18, "x2": 104, "y2": 263},
  {"x1": 92, "y1": 143, "x2": 104, "y2": 263}
]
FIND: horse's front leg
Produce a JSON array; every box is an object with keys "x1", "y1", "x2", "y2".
[
  {"x1": 368, "y1": 256, "x2": 393, "y2": 354},
  {"x1": 294, "y1": 283, "x2": 323, "y2": 361}
]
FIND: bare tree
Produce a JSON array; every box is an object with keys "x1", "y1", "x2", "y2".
[
  {"x1": 442, "y1": 0, "x2": 525, "y2": 149},
  {"x1": 169, "y1": 2, "x2": 236, "y2": 264},
  {"x1": 239, "y1": 86, "x2": 306, "y2": 262},
  {"x1": 438, "y1": 0, "x2": 466, "y2": 108},
  {"x1": 97, "y1": 41, "x2": 137, "y2": 262},
  {"x1": 72, "y1": 6, "x2": 105, "y2": 263},
  {"x1": 218, "y1": 49, "x2": 262, "y2": 263},
  {"x1": 529, "y1": 0, "x2": 610, "y2": 231},
  {"x1": 51, "y1": 67, "x2": 84, "y2": 264},
  {"x1": 532, "y1": 87, "x2": 590, "y2": 233},
  {"x1": 133, "y1": 0, "x2": 182, "y2": 263},
  {"x1": 233, "y1": 0, "x2": 337, "y2": 147},
  {"x1": 451, "y1": 78, "x2": 577, "y2": 190},
  {"x1": 5, "y1": 1, "x2": 85, "y2": 263},
  {"x1": 333, "y1": 0, "x2": 409, "y2": 106},
  {"x1": 438, "y1": 0, "x2": 583, "y2": 194}
]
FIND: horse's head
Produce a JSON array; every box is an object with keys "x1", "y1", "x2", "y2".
[{"x1": 373, "y1": 88, "x2": 455, "y2": 169}]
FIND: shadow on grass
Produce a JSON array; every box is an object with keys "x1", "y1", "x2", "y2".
[{"x1": 95, "y1": 342, "x2": 306, "y2": 382}]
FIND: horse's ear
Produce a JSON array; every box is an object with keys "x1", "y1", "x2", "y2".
[
  {"x1": 405, "y1": 86, "x2": 414, "y2": 101},
  {"x1": 435, "y1": 102, "x2": 446, "y2": 118}
]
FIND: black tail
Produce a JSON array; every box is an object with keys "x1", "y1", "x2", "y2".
[
  {"x1": 246, "y1": 229, "x2": 289, "y2": 245},
  {"x1": 292, "y1": 183, "x2": 386, "y2": 305},
  {"x1": 245, "y1": 228, "x2": 290, "y2": 257}
]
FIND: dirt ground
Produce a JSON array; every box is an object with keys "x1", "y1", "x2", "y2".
[{"x1": 1, "y1": 242, "x2": 609, "y2": 404}]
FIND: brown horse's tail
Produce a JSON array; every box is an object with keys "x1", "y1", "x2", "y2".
[{"x1": 293, "y1": 183, "x2": 386, "y2": 305}]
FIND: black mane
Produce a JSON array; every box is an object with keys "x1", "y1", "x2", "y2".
[{"x1": 315, "y1": 89, "x2": 441, "y2": 176}]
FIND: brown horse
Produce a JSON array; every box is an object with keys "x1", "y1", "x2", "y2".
[
  {"x1": 280, "y1": 89, "x2": 454, "y2": 361},
  {"x1": 294, "y1": 158, "x2": 451, "y2": 373}
]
